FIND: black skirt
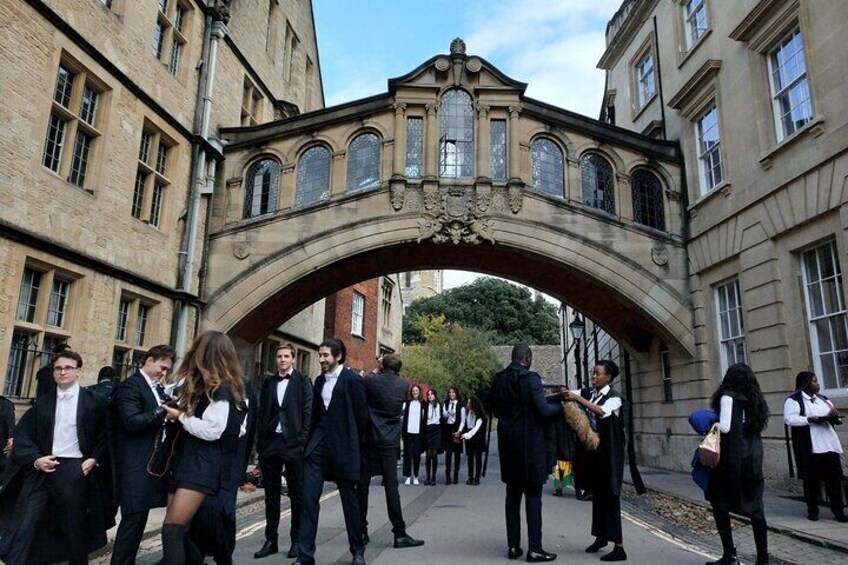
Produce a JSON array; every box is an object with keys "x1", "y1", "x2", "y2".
[{"x1": 425, "y1": 423, "x2": 442, "y2": 450}]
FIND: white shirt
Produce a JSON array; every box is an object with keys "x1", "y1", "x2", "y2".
[
  {"x1": 178, "y1": 399, "x2": 229, "y2": 441},
  {"x1": 784, "y1": 393, "x2": 844, "y2": 454},
  {"x1": 141, "y1": 368, "x2": 163, "y2": 402},
  {"x1": 274, "y1": 370, "x2": 293, "y2": 433},
  {"x1": 321, "y1": 364, "x2": 344, "y2": 410},
  {"x1": 445, "y1": 400, "x2": 460, "y2": 425},
  {"x1": 426, "y1": 403, "x2": 441, "y2": 425},
  {"x1": 590, "y1": 385, "x2": 622, "y2": 419},
  {"x1": 405, "y1": 400, "x2": 422, "y2": 434},
  {"x1": 462, "y1": 411, "x2": 482, "y2": 439},
  {"x1": 52, "y1": 383, "x2": 83, "y2": 458}
]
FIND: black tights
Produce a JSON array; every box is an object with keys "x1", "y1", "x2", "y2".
[
  {"x1": 712, "y1": 507, "x2": 768, "y2": 563},
  {"x1": 425, "y1": 449, "x2": 439, "y2": 481},
  {"x1": 162, "y1": 489, "x2": 206, "y2": 565}
]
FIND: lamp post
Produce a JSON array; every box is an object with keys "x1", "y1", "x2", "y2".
[{"x1": 569, "y1": 312, "x2": 585, "y2": 390}]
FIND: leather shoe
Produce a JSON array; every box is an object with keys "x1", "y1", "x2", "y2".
[
  {"x1": 600, "y1": 546, "x2": 627, "y2": 561},
  {"x1": 808, "y1": 511, "x2": 819, "y2": 521},
  {"x1": 351, "y1": 552, "x2": 366, "y2": 565},
  {"x1": 254, "y1": 539, "x2": 278, "y2": 559},
  {"x1": 393, "y1": 534, "x2": 425, "y2": 548},
  {"x1": 508, "y1": 547, "x2": 523, "y2": 560},
  {"x1": 585, "y1": 539, "x2": 608, "y2": 553},
  {"x1": 287, "y1": 545, "x2": 299, "y2": 558},
  {"x1": 835, "y1": 514, "x2": 848, "y2": 523},
  {"x1": 526, "y1": 549, "x2": 557, "y2": 562}
]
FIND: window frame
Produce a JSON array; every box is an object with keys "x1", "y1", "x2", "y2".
[
  {"x1": 631, "y1": 169, "x2": 666, "y2": 232},
  {"x1": 112, "y1": 293, "x2": 159, "y2": 380},
  {"x1": 438, "y1": 88, "x2": 475, "y2": 179},
  {"x1": 490, "y1": 119, "x2": 507, "y2": 181},
  {"x1": 295, "y1": 145, "x2": 331, "y2": 208},
  {"x1": 767, "y1": 26, "x2": 814, "y2": 142},
  {"x1": 695, "y1": 104, "x2": 724, "y2": 195},
  {"x1": 351, "y1": 291, "x2": 365, "y2": 337},
  {"x1": 243, "y1": 158, "x2": 281, "y2": 219},
  {"x1": 683, "y1": 0, "x2": 708, "y2": 50},
  {"x1": 715, "y1": 278, "x2": 747, "y2": 374},
  {"x1": 153, "y1": 0, "x2": 190, "y2": 78},
  {"x1": 241, "y1": 77, "x2": 264, "y2": 126},
  {"x1": 530, "y1": 137, "x2": 565, "y2": 198},
  {"x1": 346, "y1": 132, "x2": 381, "y2": 192},
  {"x1": 132, "y1": 122, "x2": 174, "y2": 229},
  {"x1": 405, "y1": 117, "x2": 424, "y2": 178},
  {"x1": 580, "y1": 153, "x2": 616, "y2": 214}
]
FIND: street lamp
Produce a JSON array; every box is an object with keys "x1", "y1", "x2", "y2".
[{"x1": 569, "y1": 313, "x2": 585, "y2": 390}]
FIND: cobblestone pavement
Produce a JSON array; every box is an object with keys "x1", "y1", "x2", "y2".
[{"x1": 621, "y1": 484, "x2": 846, "y2": 564}]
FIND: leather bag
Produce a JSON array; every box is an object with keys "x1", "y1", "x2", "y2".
[{"x1": 698, "y1": 422, "x2": 721, "y2": 468}]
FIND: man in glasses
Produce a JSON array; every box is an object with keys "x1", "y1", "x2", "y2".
[{"x1": 0, "y1": 349, "x2": 111, "y2": 564}]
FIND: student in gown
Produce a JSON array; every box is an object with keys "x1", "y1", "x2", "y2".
[{"x1": 423, "y1": 389, "x2": 443, "y2": 486}]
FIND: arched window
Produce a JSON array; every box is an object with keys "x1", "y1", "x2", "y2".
[
  {"x1": 581, "y1": 154, "x2": 615, "y2": 214},
  {"x1": 531, "y1": 138, "x2": 564, "y2": 197},
  {"x1": 631, "y1": 169, "x2": 666, "y2": 231},
  {"x1": 295, "y1": 146, "x2": 331, "y2": 207},
  {"x1": 439, "y1": 89, "x2": 474, "y2": 178},
  {"x1": 346, "y1": 133, "x2": 381, "y2": 192},
  {"x1": 243, "y1": 158, "x2": 280, "y2": 218}
]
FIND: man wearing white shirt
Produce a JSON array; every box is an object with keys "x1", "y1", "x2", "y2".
[
  {"x1": 784, "y1": 371, "x2": 847, "y2": 522},
  {"x1": 0, "y1": 350, "x2": 110, "y2": 565}
]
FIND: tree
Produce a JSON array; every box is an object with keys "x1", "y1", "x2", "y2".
[
  {"x1": 401, "y1": 318, "x2": 500, "y2": 400},
  {"x1": 403, "y1": 277, "x2": 561, "y2": 345}
]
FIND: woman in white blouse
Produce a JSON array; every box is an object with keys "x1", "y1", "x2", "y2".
[
  {"x1": 457, "y1": 396, "x2": 487, "y2": 485},
  {"x1": 423, "y1": 389, "x2": 443, "y2": 485}
]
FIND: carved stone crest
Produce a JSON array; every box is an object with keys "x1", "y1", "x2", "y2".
[
  {"x1": 390, "y1": 182, "x2": 405, "y2": 211},
  {"x1": 651, "y1": 244, "x2": 669, "y2": 267},
  {"x1": 508, "y1": 185, "x2": 523, "y2": 214},
  {"x1": 233, "y1": 241, "x2": 251, "y2": 260},
  {"x1": 417, "y1": 187, "x2": 495, "y2": 245}
]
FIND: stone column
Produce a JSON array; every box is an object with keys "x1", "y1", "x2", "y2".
[
  {"x1": 392, "y1": 102, "x2": 406, "y2": 177},
  {"x1": 331, "y1": 151, "x2": 346, "y2": 197},
  {"x1": 476, "y1": 104, "x2": 490, "y2": 179},
  {"x1": 566, "y1": 156, "x2": 580, "y2": 202},
  {"x1": 424, "y1": 102, "x2": 439, "y2": 178},
  {"x1": 508, "y1": 105, "x2": 521, "y2": 180},
  {"x1": 616, "y1": 172, "x2": 633, "y2": 222}
]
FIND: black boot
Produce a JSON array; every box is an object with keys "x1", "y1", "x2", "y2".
[
  {"x1": 161, "y1": 523, "x2": 186, "y2": 565},
  {"x1": 254, "y1": 538, "x2": 279, "y2": 559}
]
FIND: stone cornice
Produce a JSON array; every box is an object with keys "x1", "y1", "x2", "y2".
[
  {"x1": 597, "y1": 0, "x2": 661, "y2": 70},
  {"x1": 667, "y1": 60, "x2": 722, "y2": 110},
  {"x1": 729, "y1": 0, "x2": 796, "y2": 41}
]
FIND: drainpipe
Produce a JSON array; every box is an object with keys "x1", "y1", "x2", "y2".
[{"x1": 175, "y1": 8, "x2": 228, "y2": 358}]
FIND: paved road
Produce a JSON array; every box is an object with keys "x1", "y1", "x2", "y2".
[{"x1": 103, "y1": 446, "x2": 718, "y2": 564}]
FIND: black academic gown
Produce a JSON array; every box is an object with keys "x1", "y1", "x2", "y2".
[
  {"x1": 0, "y1": 388, "x2": 112, "y2": 564},
  {"x1": 0, "y1": 396, "x2": 15, "y2": 476}
]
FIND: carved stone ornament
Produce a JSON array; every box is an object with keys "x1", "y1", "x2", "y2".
[
  {"x1": 450, "y1": 38, "x2": 467, "y2": 55},
  {"x1": 434, "y1": 57, "x2": 451, "y2": 72},
  {"x1": 233, "y1": 241, "x2": 251, "y2": 260},
  {"x1": 651, "y1": 244, "x2": 669, "y2": 267},
  {"x1": 423, "y1": 184, "x2": 440, "y2": 212},
  {"x1": 417, "y1": 187, "x2": 495, "y2": 245},
  {"x1": 476, "y1": 184, "x2": 492, "y2": 213},
  {"x1": 508, "y1": 185, "x2": 523, "y2": 214},
  {"x1": 390, "y1": 183, "x2": 405, "y2": 211},
  {"x1": 465, "y1": 57, "x2": 482, "y2": 73}
]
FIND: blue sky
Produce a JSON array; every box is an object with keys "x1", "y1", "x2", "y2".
[{"x1": 312, "y1": 0, "x2": 622, "y2": 287}]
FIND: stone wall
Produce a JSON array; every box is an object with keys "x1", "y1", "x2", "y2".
[{"x1": 491, "y1": 345, "x2": 565, "y2": 386}]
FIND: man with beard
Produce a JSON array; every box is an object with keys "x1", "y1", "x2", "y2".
[{"x1": 297, "y1": 339, "x2": 368, "y2": 565}]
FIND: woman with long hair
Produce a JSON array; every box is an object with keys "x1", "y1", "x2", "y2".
[
  {"x1": 423, "y1": 389, "x2": 443, "y2": 485},
  {"x1": 401, "y1": 384, "x2": 426, "y2": 485},
  {"x1": 706, "y1": 363, "x2": 770, "y2": 565},
  {"x1": 160, "y1": 331, "x2": 247, "y2": 565},
  {"x1": 458, "y1": 396, "x2": 487, "y2": 485},
  {"x1": 441, "y1": 386, "x2": 465, "y2": 484}
]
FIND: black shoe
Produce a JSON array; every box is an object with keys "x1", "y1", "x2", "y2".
[
  {"x1": 287, "y1": 545, "x2": 299, "y2": 558},
  {"x1": 808, "y1": 511, "x2": 819, "y2": 521},
  {"x1": 508, "y1": 547, "x2": 523, "y2": 560},
  {"x1": 705, "y1": 557, "x2": 739, "y2": 565},
  {"x1": 453, "y1": 477, "x2": 459, "y2": 484},
  {"x1": 254, "y1": 539, "x2": 279, "y2": 559},
  {"x1": 351, "y1": 552, "x2": 366, "y2": 565},
  {"x1": 445, "y1": 475, "x2": 452, "y2": 485},
  {"x1": 834, "y1": 513, "x2": 848, "y2": 523},
  {"x1": 393, "y1": 534, "x2": 425, "y2": 549},
  {"x1": 526, "y1": 549, "x2": 557, "y2": 562},
  {"x1": 585, "y1": 539, "x2": 608, "y2": 553},
  {"x1": 466, "y1": 478, "x2": 473, "y2": 485},
  {"x1": 600, "y1": 547, "x2": 627, "y2": 562}
]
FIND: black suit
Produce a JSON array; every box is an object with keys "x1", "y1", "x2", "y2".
[
  {"x1": 491, "y1": 362, "x2": 562, "y2": 553},
  {"x1": 298, "y1": 367, "x2": 368, "y2": 564},
  {"x1": 111, "y1": 371, "x2": 169, "y2": 565},
  {"x1": 255, "y1": 369, "x2": 312, "y2": 548},
  {"x1": 358, "y1": 369, "x2": 410, "y2": 536},
  {"x1": 0, "y1": 396, "x2": 14, "y2": 476},
  {"x1": 0, "y1": 386, "x2": 111, "y2": 565}
]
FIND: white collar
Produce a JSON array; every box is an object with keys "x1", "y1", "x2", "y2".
[
  {"x1": 57, "y1": 382, "x2": 81, "y2": 399},
  {"x1": 594, "y1": 385, "x2": 611, "y2": 397},
  {"x1": 140, "y1": 369, "x2": 159, "y2": 388},
  {"x1": 802, "y1": 391, "x2": 818, "y2": 402},
  {"x1": 325, "y1": 365, "x2": 343, "y2": 379}
]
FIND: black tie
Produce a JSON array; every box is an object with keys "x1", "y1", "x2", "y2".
[
  {"x1": 155, "y1": 383, "x2": 167, "y2": 401},
  {"x1": 275, "y1": 373, "x2": 290, "y2": 383}
]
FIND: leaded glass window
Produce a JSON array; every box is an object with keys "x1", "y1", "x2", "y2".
[
  {"x1": 581, "y1": 154, "x2": 615, "y2": 214},
  {"x1": 631, "y1": 169, "x2": 665, "y2": 231},
  {"x1": 405, "y1": 118, "x2": 423, "y2": 178},
  {"x1": 296, "y1": 146, "x2": 331, "y2": 207},
  {"x1": 490, "y1": 119, "x2": 507, "y2": 180},
  {"x1": 346, "y1": 133, "x2": 381, "y2": 192},
  {"x1": 439, "y1": 89, "x2": 474, "y2": 178},
  {"x1": 531, "y1": 139, "x2": 564, "y2": 197},
  {"x1": 244, "y1": 159, "x2": 280, "y2": 218}
]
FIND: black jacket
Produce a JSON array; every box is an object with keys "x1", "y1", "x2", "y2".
[
  {"x1": 0, "y1": 396, "x2": 14, "y2": 476},
  {"x1": 0, "y1": 387, "x2": 112, "y2": 563},
  {"x1": 256, "y1": 369, "x2": 312, "y2": 459},
  {"x1": 364, "y1": 369, "x2": 408, "y2": 450},
  {"x1": 112, "y1": 371, "x2": 168, "y2": 514},
  {"x1": 492, "y1": 362, "x2": 562, "y2": 485},
  {"x1": 306, "y1": 368, "x2": 368, "y2": 481}
]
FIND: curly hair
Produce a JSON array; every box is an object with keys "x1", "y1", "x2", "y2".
[
  {"x1": 175, "y1": 331, "x2": 245, "y2": 416},
  {"x1": 710, "y1": 362, "x2": 769, "y2": 433}
]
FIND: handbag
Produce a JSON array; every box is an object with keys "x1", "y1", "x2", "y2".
[
  {"x1": 698, "y1": 422, "x2": 721, "y2": 468},
  {"x1": 147, "y1": 421, "x2": 182, "y2": 478}
]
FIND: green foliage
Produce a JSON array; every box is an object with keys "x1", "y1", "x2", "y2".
[
  {"x1": 403, "y1": 277, "x2": 561, "y2": 345},
  {"x1": 401, "y1": 323, "x2": 500, "y2": 400}
]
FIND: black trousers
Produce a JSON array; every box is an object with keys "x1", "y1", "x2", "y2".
[
  {"x1": 444, "y1": 448, "x2": 461, "y2": 481},
  {"x1": 259, "y1": 451, "x2": 304, "y2": 545},
  {"x1": 505, "y1": 482, "x2": 544, "y2": 552},
  {"x1": 111, "y1": 510, "x2": 151, "y2": 565},
  {"x1": 298, "y1": 438, "x2": 363, "y2": 563},
  {"x1": 804, "y1": 451, "x2": 845, "y2": 516},
  {"x1": 591, "y1": 486, "x2": 622, "y2": 544},
  {"x1": 4, "y1": 459, "x2": 89, "y2": 565},
  {"x1": 359, "y1": 446, "x2": 406, "y2": 536},
  {"x1": 402, "y1": 434, "x2": 422, "y2": 477},
  {"x1": 466, "y1": 440, "x2": 483, "y2": 480}
]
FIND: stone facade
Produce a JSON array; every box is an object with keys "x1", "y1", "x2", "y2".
[
  {"x1": 0, "y1": 0, "x2": 322, "y2": 404},
  {"x1": 400, "y1": 269, "x2": 443, "y2": 313},
  {"x1": 491, "y1": 345, "x2": 565, "y2": 386},
  {"x1": 599, "y1": 0, "x2": 848, "y2": 476}
]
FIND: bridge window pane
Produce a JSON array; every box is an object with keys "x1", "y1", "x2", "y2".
[
  {"x1": 347, "y1": 133, "x2": 380, "y2": 192},
  {"x1": 296, "y1": 146, "x2": 331, "y2": 207},
  {"x1": 244, "y1": 159, "x2": 280, "y2": 218},
  {"x1": 531, "y1": 139, "x2": 564, "y2": 197},
  {"x1": 490, "y1": 119, "x2": 506, "y2": 181},
  {"x1": 439, "y1": 89, "x2": 474, "y2": 178},
  {"x1": 581, "y1": 154, "x2": 615, "y2": 214},
  {"x1": 631, "y1": 169, "x2": 665, "y2": 231},
  {"x1": 405, "y1": 117, "x2": 423, "y2": 178}
]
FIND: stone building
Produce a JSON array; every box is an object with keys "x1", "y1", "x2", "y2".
[
  {"x1": 400, "y1": 269, "x2": 443, "y2": 314},
  {"x1": 598, "y1": 0, "x2": 848, "y2": 476},
  {"x1": 0, "y1": 0, "x2": 324, "y2": 402}
]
